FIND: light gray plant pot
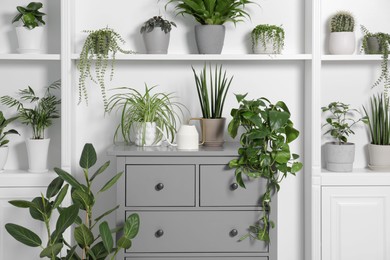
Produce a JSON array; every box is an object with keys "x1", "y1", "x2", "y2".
[
  {"x1": 325, "y1": 142, "x2": 355, "y2": 172},
  {"x1": 365, "y1": 37, "x2": 381, "y2": 54},
  {"x1": 368, "y1": 144, "x2": 390, "y2": 170},
  {"x1": 195, "y1": 25, "x2": 225, "y2": 54},
  {"x1": 200, "y1": 118, "x2": 226, "y2": 147},
  {"x1": 329, "y1": 32, "x2": 355, "y2": 55},
  {"x1": 142, "y1": 29, "x2": 170, "y2": 54}
]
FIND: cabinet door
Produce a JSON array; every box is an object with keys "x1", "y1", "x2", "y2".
[{"x1": 322, "y1": 187, "x2": 390, "y2": 260}]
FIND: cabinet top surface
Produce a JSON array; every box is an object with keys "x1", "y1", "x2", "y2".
[{"x1": 107, "y1": 142, "x2": 241, "y2": 157}]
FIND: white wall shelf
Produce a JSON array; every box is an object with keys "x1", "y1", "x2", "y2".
[
  {"x1": 0, "y1": 54, "x2": 60, "y2": 61},
  {"x1": 322, "y1": 55, "x2": 382, "y2": 61}
]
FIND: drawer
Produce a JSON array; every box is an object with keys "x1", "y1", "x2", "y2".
[
  {"x1": 200, "y1": 165, "x2": 266, "y2": 207},
  {"x1": 126, "y1": 211, "x2": 267, "y2": 253},
  {"x1": 125, "y1": 165, "x2": 195, "y2": 207},
  {"x1": 126, "y1": 258, "x2": 268, "y2": 260}
]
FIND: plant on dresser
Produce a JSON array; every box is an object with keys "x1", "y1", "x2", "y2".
[
  {"x1": 5, "y1": 143, "x2": 140, "y2": 260},
  {"x1": 321, "y1": 102, "x2": 365, "y2": 172},
  {"x1": 251, "y1": 24, "x2": 285, "y2": 54},
  {"x1": 0, "y1": 80, "x2": 61, "y2": 173},
  {"x1": 78, "y1": 27, "x2": 136, "y2": 110},
  {"x1": 140, "y1": 16, "x2": 177, "y2": 54},
  {"x1": 0, "y1": 111, "x2": 19, "y2": 172},
  {"x1": 228, "y1": 94, "x2": 303, "y2": 242},
  {"x1": 12, "y1": 2, "x2": 46, "y2": 54},
  {"x1": 328, "y1": 11, "x2": 355, "y2": 55}
]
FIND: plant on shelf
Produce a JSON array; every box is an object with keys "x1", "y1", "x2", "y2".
[
  {"x1": 78, "y1": 27, "x2": 136, "y2": 110},
  {"x1": 191, "y1": 64, "x2": 233, "y2": 147},
  {"x1": 140, "y1": 16, "x2": 177, "y2": 54},
  {"x1": 5, "y1": 143, "x2": 140, "y2": 260},
  {"x1": 228, "y1": 93, "x2": 303, "y2": 242},
  {"x1": 361, "y1": 25, "x2": 390, "y2": 96},
  {"x1": 321, "y1": 102, "x2": 365, "y2": 172},
  {"x1": 12, "y1": 1, "x2": 46, "y2": 29},
  {"x1": 0, "y1": 80, "x2": 61, "y2": 173},
  {"x1": 251, "y1": 24, "x2": 285, "y2": 54},
  {"x1": 329, "y1": 11, "x2": 355, "y2": 54},
  {"x1": 0, "y1": 111, "x2": 20, "y2": 172},
  {"x1": 106, "y1": 85, "x2": 186, "y2": 146}
]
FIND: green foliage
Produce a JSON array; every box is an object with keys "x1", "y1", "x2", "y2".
[
  {"x1": 363, "y1": 93, "x2": 390, "y2": 145},
  {"x1": 0, "y1": 111, "x2": 20, "y2": 147},
  {"x1": 12, "y1": 2, "x2": 46, "y2": 29},
  {"x1": 78, "y1": 28, "x2": 136, "y2": 110},
  {"x1": 140, "y1": 16, "x2": 177, "y2": 34},
  {"x1": 330, "y1": 11, "x2": 355, "y2": 32},
  {"x1": 192, "y1": 64, "x2": 233, "y2": 118},
  {"x1": 0, "y1": 80, "x2": 61, "y2": 139},
  {"x1": 228, "y1": 94, "x2": 302, "y2": 242},
  {"x1": 165, "y1": 0, "x2": 258, "y2": 25},
  {"x1": 321, "y1": 102, "x2": 365, "y2": 144},
  {"x1": 251, "y1": 24, "x2": 285, "y2": 54},
  {"x1": 107, "y1": 85, "x2": 187, "y2": 145},
  {"x1": 5, "y1": 143, "x2": 140, "y2": 260}
]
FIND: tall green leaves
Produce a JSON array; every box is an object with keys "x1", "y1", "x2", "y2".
[{"x1": 192, "y1": 64, "x2": 233, "y2": 118}]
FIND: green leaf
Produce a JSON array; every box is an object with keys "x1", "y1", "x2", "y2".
[
  {"x1": 123, "y1": 213, "x2": 140, "y2": 239},
  {"x1": 55, "y1": 204, "x2": 79, "y2": 236},
  {"x1": 79, "y1": 143, "x2": 97, "y2": 169},
  {"x1": 26, "y1": 2, "x2": 43, "y2": 11},
  {"x1": 285, "y1": 125, "x2": 300, "y2": 143},
  {"x1": 269, "y1": 110, "x2": 290, "y2": 131},
  {"x1": 46, "y1": 177, "x2": 64, "y2": 198},
  {"x1": 90, "y1": 242, "x2": 108, "y2": 259},
  {"x1": 5, "y1": 223, "x2": 42, "y2": 247},
  {"x1": 53, "y1": 184, "x2": 69, "y2": 209},
  {"x1": 29, "y1": 197, "x2": 51, "y2": 222},
  {"x1": 8, "y1": 200, "x2": 33, "y2": 208},
  {"x1": 72, "y1": 189, "x2": 94, "y2": 210},
  {"x1": 94, "y1": 205, "x2": 120, "y2": 223},
  {"x1": 291, "y1": 162, "x2": 303, "y2": 173},
  {"x1": 99, "y1": 172, "x2": 123, "y2": 193},
  {"x1": 74, "y1": 224, "x2": 94, "y2": 247},
  {"x1": 54, "y1": 167, "x2": 83, "y2": 190},
  {"x1": 235, "y1": 93, "x2": 247, "y2": 103},
  {"x1": 99, "y1": 221, "x2": 113, "y2": 252},
  {"x1": 117, "y1": 236, "x2": 132, "y2": 249},
  {"x1": 40, "y1": 243, "x2": 63, "y2": 258},
  {"x1": 90, "y1": 161, "x2": 110, "y2": 182},
  {"x1": 65, "y1": 245, "x2": 78, "y2": 260}
]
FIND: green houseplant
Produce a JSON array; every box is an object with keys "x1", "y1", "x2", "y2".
[
  {"x1": 0, "y1": 80, "x2": 60, "y2": 172},
  {"x1": 165, "y1": 0, "x2": 259, "y2": 54},
  {"x1": 192, "y1": 64, "x2": 233, "y2": 147},
  {"x1": 140, "y1": 16, "x2": 177, "y2": 54},
  {"x1": 251, "y1": 24, "x2": 285, "y2": 54},
  {"x1": 321, "y1": 102, "x2": 365, "y2": 172},
  {"x1": 107, "y1": 85, "x2": 186, "y2": 146},
  {"x1": 329, "y1": 11, "x2": 356, "y2": 54},
  {"x1": 228, "y1": 94, "x2": 302, "y2": 242},
  {"x1": 5, "y1": 143, "x2": 140, "y2": 260},
  {"x1": 0, "y1": 111, "x2": 20, "y2": 172},
  {"x1": 78, "y1": 27, "x2": 135, "y2": 110},
  {"x1": 12, "y1": 2, "x2": 46, "y2": 54}
]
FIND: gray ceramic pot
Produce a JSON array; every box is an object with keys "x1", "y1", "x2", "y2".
[
  {"x1": 365, "y1": 37, "x2": 381, "y2": 54},
  {"x1": 195, "y1": 25, "x2": 225, "y2": 54},
  {"x1": 200, "y1": 118, "x2": 226, "y2": 147},
  {"x1": 368, "y1": 144, "x2": 390, "y2": 170},
  {"x1": 325, "y1": 142, "x2": 355, "y2": 172},
  {"x1": 143, "y1": 29, "x2": 170, "y2": 54}
]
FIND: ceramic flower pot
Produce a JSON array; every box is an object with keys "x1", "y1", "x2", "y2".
[
  {"x1": 26, "y1": 138, "x2": 50, "y2": 173},
  {"x1": 325, "y1": 142, "x2": 355, "y2": 172},
  {"x1": 133, "y1": 122, "x2": 162, "y2": 147},
  {"x1": 253, "y1": 39, "x2": 279, "y2": 54},
  {"x1": 15, "y1": 26, "x2": 44, "y2": 54},
  {"x1": 365, "y1": 37, "x2": 382, "y2": 54},
  {"x1": 195, "y1": 25, "x2": 225, "y2": 54},
  {"x1": 143, "y1": 29, "x2": 170, "y2": 54},
  {"x1": 200, "y1": 118, "x2": 226, "y2": 147},
  {"x1": 0, "y1": 146, "x2": 9, "y2": 173},
  {"x1": 368, "y1": 144, "x2": 390, "y2": 170},
  {"x1": 329, "y1": 32, "x2": 356, "y2": 55}
]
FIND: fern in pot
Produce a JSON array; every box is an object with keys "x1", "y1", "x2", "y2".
[
  {"x1": 107, "y1": 85, "x2": 186, "y2": 146},
  {"x1": 140, "y1": 16, "x2": 176, "y2": 54},
  {"x1": 328, "y1": 11, "x2": 355, "y2": 54},
  {"x1": 0, "y1": 80, "x2": 60, "y2": 173},
  {"x1": 251, "y1": 24, "x2": 285, "y2": 54},
  {"x1": 0, "y1": 112, "x2": 20, "y2": 172}
]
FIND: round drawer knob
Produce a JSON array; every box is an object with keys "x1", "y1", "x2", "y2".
[
  {"x1": 155, "y1": 183, "x2": 164, "y2": 191},
  {"x1": 155, "y1": 229, "x2": 164, "y2": 238},
  {"x1": 230, "y1": 229, "x2": 238, "y2": 237},
  {"x1": 230, "y1": 183, "x2": 239, "y2": 190}
]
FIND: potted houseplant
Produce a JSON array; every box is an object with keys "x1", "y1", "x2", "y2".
[
  {"x1": 228, "y1": 93, "x2": 303, "y2": 242},
  {"x1": 321, "y1": 102, "x2": 365, "y2": 172},
  {"x1": 12, "y1": 2, "x2": 46, "y2": 54},
  {"x1": 78, "y1": 27, "x2": 136, "y2": 110},
  {"x1": 5, "y1": 143, "x2": 140, "y2": 259},
  {"x1": 165, "y1": 0, "x2": 259, "y2": 54},
  {"x1": 0, "y1": 112, "x2": 20, "y2": 172},
  {"x1": 251, "y1": 24, "x2": 285, "y2": 54},
  {"x1": 363, "y1": 93, "x2": 390, "y2": 170},
  {"x1": 0, "y1": 80, "x2": 60, "y2": 173},
  {"x1": 140, "y1": 16, "x2": 177, "y2": 54},
  {"x1": 106, "y1": 85, "x2": 186, "y2": 146},
  {"x1": 328, "y1": 11, "x2": 355, "y2": 54},
  {"x1": 192, "y1": 64, "x2": 232, "y2": 147}
]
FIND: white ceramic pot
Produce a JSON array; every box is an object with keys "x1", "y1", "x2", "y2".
[
  {"x1": 176, "y1": 125, "x2": 199, "y2": 150},
  {"x1": 26, "y1": 138, "x2": 50, "y2": 173},
  {"x1": 253, "y1": 39, "x2": 279, "y2": 54},
  {"x1": 133, "y1": 122, "x2": 162, "y2": 147},
  {"x1": 15, "y1": 26, "x2": 44, "y2": 54},
  {"x1": 329, "y1": 32, "x2": 356, "y2": 55},
  {"x1": 0, "y1": 147, "x2": 9, "y2": 173},
  {"x1": 325, "y1": 142, "x2": 355, "y2": 172},
  {"x1": 368, "y1": 144, "x2": 390, "y2": 170},
  {"x1": 143, "y1": 29, "x2": 170, "y2": 54}
]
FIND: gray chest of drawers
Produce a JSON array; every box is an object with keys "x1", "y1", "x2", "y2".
[{"x1": 108, "y1": 143, "x2": 277, "y2": 260}]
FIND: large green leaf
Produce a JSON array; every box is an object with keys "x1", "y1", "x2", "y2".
[
  {"x1": 40, "y1": 243, "x2": 63, "y2": 258},
  {"x1": 90, "y1": 161, "x2": 110, "y2": 182},
  {"x1": 79, "y1": 143, "x2": 97, "y2": 169},
  {"x1": 54, "y1": 167, "x2": 83, "y2": 190},
  {"x1": 285, "y1": 125, "x2": 300, "y2": 143},
  {"x1": 123, "y1": 213, "x2": 140, "y2": 239},
  {"x1": 46, "y1": 177, "x2": 64, "y2": 198},
  {"x1": 89, "y1": 242, "x2": 108, "y2": 259},
  {"x1": 29, "y1": 197, "x2": 51, "y2": 222},
  {"x1": 74, "y1": 224, "x2": 94, "y2": 247},
  {"x1": 269, "y1": 110, "x2": 290, "y2": 131},
  {"x1": 5, "y1": 223, "x2": 42, "y2": 247},
  {"x1": 99, "y1": 221, "x2": 113, "y2": 253},
  {"x1": 26, "y1": 2, "x2": 43, "y2": 11},
  {"x1": 8, "y1": 200, "x2": 33, "y2": 208},
  {"x1": 98, "y1": 172, "x2": 123, "y2": 193},
  {"x1": 55, "y1": 204, "x2": 79, "y2": 236},
  {"x1": 53, "y1": 184, "x2": 69, "y2": 209},
  {"x1": 72, "y1": 189, "x2": 94, "y2": 210},
  {"x1": 117, "y1": 237, "x2": 132, "y2": 249}
]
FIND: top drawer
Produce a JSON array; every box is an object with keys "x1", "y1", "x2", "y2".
[{"x1": 125, "y1": 165, "x2": 195, "y2": 207}]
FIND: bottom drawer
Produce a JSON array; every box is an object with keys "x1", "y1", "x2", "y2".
[
  {"x1": 126, "y1": 258, "x2": 268, "y2": 260},
  {"x1": 126, "y1": 211, "x2": 268, "y2": 253}
]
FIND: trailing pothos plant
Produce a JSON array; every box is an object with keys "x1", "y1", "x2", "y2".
[
  {"x1": 5, "y1": 143, "x2": 140, "y2": 260},
  {"x1": 228, "y1": 94, "x2": 303, "y2": 242}
]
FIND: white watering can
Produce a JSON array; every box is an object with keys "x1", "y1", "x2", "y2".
[{"x1": 157, "y1": 124, "x2": 204, "y2": 150}]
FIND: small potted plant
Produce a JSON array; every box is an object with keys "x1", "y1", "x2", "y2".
[
  {"x1": 106, "y1": 85, "x2": 186, "y2": 146},
  {"x1": 140, "y1": 16, "x2": 177, "y2": 54},
  {"x1": 78, "y1": 27, "x2": 136, "y2": 110},
  {"x1": 12, "y1": 2, "x2": 46, "y2": 54},
  {"x1": 165, "y1": 0, "x2": 259, "y2": 54},
  {"x1": 191, "y1": 64, "x2": 233, "y2": 147},
  {"x1": 321, "y1": 102, "x2": 365, "y2": 172},
  {"x1": 0, "y1": 112, "x2": 20, "y2": 172},
  {"x1": 363, "y1": 93, "x2": 390, "y2": 170},
  {"x1": 251, "y1": 24, "x2": 285, "y2": 54},
  {"x1": 0, "y1": 80, "x2": 60, "y2": 173},
  {"x1": 328, "y1": 11, "x2": 355, "y2": 54}
]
